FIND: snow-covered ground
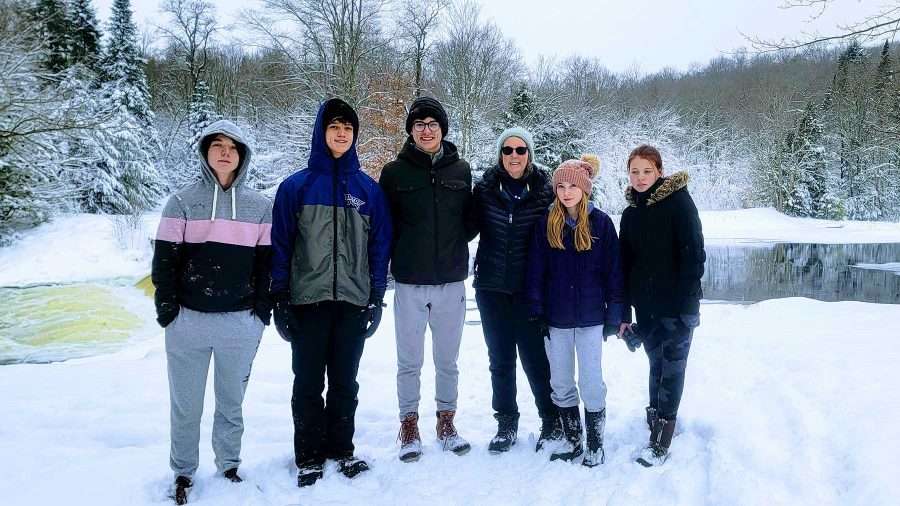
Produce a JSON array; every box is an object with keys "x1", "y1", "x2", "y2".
[
  {"x1": 1, "y1": 294, "x2": 899, "y2": 505},
  {"x1": 1, "y1": 208, "x2": 899, "y2": 505}
]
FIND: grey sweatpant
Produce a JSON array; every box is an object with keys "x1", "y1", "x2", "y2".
[
  {"x1": 165, "y1": 306, "x2": 263, "y2": 478},
  {"x1": 394, "y1": 282, "x2": 466, "y2": 419},
  {"x1": 545, "y1": 325, "x2": 607, "y2": 412}
]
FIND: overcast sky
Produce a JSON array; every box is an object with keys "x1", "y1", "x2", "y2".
[{"x1": 96, "y1": 0, "x2": 880, "y2": 74}]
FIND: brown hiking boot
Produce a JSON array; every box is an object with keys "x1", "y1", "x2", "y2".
[
  {"x1": 398, "y1": 412, "x2": 422, "y2": 462},
  {"x1": 436, "y1": 410, "x2": 471, "y2": 455}
]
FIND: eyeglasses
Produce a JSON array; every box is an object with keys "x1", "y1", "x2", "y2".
[
  {"x1": 412, "y1": 121, "x2": 441, "y2": 133},
  {"x1": 501, "y1": 146, "x2": 528, "y2": 156}
]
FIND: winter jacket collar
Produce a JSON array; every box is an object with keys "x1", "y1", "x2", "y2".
[
  {"x1": 480, "y1": 163, "x2": 549, "y2": 200},
  {"x1": 625, "y1": 171, "x2": 690, "y2": 207},
  {"x1": 307, "y1": 99, "x2": 362, "y2": 176},
  {"x1": 397, "y1": 137, "x2": 460, "y2": 169}
]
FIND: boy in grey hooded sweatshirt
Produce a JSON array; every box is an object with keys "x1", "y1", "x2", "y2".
[{"x1": 151, "y1": 120, "x2": 272, "y2": 503}]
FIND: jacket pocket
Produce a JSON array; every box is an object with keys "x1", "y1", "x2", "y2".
[{"x1": 440, "y1": 180, "x2": 468, "y2": 192}]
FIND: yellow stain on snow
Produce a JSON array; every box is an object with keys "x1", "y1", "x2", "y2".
[{"x1": 0, "y1": 284, "x2": 142, "y2": 348}]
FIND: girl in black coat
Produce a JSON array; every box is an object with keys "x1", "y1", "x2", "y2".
[{"x1": 618, "y1": 144, "x2": 705, "y2": 467}]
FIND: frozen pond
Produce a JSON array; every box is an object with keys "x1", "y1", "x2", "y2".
[{"x1": 703, "y1": 243, "x2": 900, "y2": 304}]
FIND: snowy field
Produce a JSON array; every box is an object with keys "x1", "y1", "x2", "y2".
[
  {"x1": 1, "y1": 209, "x2": 899, "y2": 505},
  {"x1": 1, "y1": 294, "x2": 899, "y2": 505}
]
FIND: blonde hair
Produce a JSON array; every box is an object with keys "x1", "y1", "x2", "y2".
[{"x1": 547, "y1": 195, "x2": 592, "y2": 251}]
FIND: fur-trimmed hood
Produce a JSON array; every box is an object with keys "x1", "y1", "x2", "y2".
[{"x1": 625, "y1": 171, "x2": 690, "y2": 207}]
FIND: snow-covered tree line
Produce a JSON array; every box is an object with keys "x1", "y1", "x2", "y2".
[
  {"x1": 753, "y1": 41, "x2": 900, "y2": 220},
  {"x1": 3, "y1": 0, "x2": 900, "y2": 243},
  {"x1": 1, "y1": 0, "x2": 159, "y2": 242}
]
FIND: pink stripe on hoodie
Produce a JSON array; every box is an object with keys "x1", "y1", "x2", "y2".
[
  {"x1": 183, "y1": 220, "x2": 268, "y2": 247},
  {"x1": 156, "y1": 217, "x2": 186, "y2": 243}
]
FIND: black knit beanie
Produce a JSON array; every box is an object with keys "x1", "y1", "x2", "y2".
[{"x1": 405, "y1": 96, "x2": 448, "y2": 137}]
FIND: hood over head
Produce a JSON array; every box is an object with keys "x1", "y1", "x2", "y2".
[
  {"x1": 197, "y1": 119, "x2": 253, "y2": 188},
  {"x1": 308, "y1": 98, "x2": 361, "y2": 174}
]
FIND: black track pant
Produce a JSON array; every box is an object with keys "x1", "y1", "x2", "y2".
[{"x1": 643, "y1": 322, "x2": 693, "y2": 420}]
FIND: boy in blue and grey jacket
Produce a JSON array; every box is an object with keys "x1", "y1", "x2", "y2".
[{"x1": 270, "y1": 98, "x2": 391, "y2": 487}]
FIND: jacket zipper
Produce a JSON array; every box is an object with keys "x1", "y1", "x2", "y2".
[
  {"x1": 431, "y1": 164, "x2": 439, "y2": 281},
  {"x1": 332, "y1": 162, "x2": 339, "y2": 300}
]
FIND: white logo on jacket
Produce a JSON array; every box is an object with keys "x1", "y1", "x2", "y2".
[{"x1": 345, "y1": 194, "x2": 365, "y2": 209}]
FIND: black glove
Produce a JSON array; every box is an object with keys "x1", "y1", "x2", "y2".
[
  {"x1": 363, "y1": 298, "x2": 385, "y2": 339},
  {"x1": 529, "y1": 316, "x2": 550, "y2": 340},
  {"x1": 272, "y1": 293, "x2": 300, "y2": 342},
  {"x1": 602, "y1": 324, "x2": 619, "y2": 342},
  {"x1": 621, "y1": 323, "x2": 642, "y2": 352},
  {"x1": 251, "y1": 303, "x2": 272, "y2": 326}
]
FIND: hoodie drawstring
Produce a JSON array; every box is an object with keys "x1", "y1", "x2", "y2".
[
  {"x1": 210, "y1": 184, "x2": 237, "y2": 221},
  {"x1": 211, "y1": 185, "x2": 218, "y2": 221}
]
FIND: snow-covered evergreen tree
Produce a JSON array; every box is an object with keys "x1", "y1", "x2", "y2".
[
  {"x1": 502, "y1": 82, "x2": 583, "y2": 169},
  {"x1": 782, "y1": 102, "x2": 843, "y2": 219},
  {"x1": 27, "y1": 0, "x2": 72, "y2": 73},
  {"x1": 188, "y1": 79, "x2": 218, "y2": 149},
  {"x1": 68, "y1": 0, "x2": 101, "y2": 73},
  {"x1": 93, "y1": 0, "x2": 162, "y2": 212}
]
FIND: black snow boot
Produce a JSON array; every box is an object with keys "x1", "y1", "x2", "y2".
[
  {"x1": 582, "y1": 408, "x2": 606, "y2": 467},
  {"x1": 488, "y1": 412, "x2": 519, "y2": 454},
  {"x1": 637, "y1": 417, "x2": 676, "y2": 467},
  {"x1": 337, "y1": 456, "x2": 370, "y2": 479},
  {"x1": 173, "y1": 476, "x2": 192, "y2": 505},
  {"x1": 297, "y1": 462, "x2": 324, "y2": 487},
  {"x1": 549, "y1": 406, "x2": 583, "y2": 462},
  {"x1": 535, "y1": 414, "x2": 564, "y2": 452},
  {"x1": 645, "y1": 406, "x2": 658, "y2": 431}
]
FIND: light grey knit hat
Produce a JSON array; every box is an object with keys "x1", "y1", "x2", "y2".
[{"x1": 495, "y1": 126, "x2": 535, "y2": 168}]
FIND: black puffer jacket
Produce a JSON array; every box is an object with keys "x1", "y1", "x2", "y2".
[
  {"x1": 473, "y1": 165, "x2": 553, "y2": 294},
  {"x1": 619, "y1": 172, "x2": 706, "y2": 325},
  {"x1": 379, "y1": 138, "x2": 476, "y2": 285}
]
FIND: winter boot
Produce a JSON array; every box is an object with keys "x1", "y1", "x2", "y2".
[
  {"x1": 223, "y1": 468, "x2": 242, "y2": 483},
  {"x1": 297, "y1": 462, "x2": 324, "y2": 487},
  {"x1": 637, "y1": 417, "x2": 676, "y2": 467},
  {"x1": 582, "y1": 408, "x2": 606, "y2": 467},
  {"x1": 645, "y1": 406, "x2": 658, "y2": 431},
  {"x1": 549, "y1": 406, "x2": 583, "y2": 462},
  {"x1": 337, "y1": 456, "x2": 370, "y2": 478},
  {"x1": 398, "y1": 412, "x2": 422, "y2": 462},
  {"x1": 436, "y1": 410, "x2": 471, "y2": 455},
  {"x1": 535, "y1": 415, "x2": 564, "y2": 452},
  {"x1": 488, "y1": 412, "x2": 519, "y2": 454},
  {"x1": 173, "y1": 476, "x2": 192, "y2": 505}
]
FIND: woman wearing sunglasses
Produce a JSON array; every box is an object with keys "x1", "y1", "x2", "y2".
[{"x1": 471, "y1": 127, "x2": 560, "y2": 454}]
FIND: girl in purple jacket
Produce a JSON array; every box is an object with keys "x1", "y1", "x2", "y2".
[{"x1": 525, "y1": 155, "x2": 626, "y2": 467}]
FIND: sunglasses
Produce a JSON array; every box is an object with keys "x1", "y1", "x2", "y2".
[{"x1": 501, "y1": 146, "x2": 528, "y2": 156}]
